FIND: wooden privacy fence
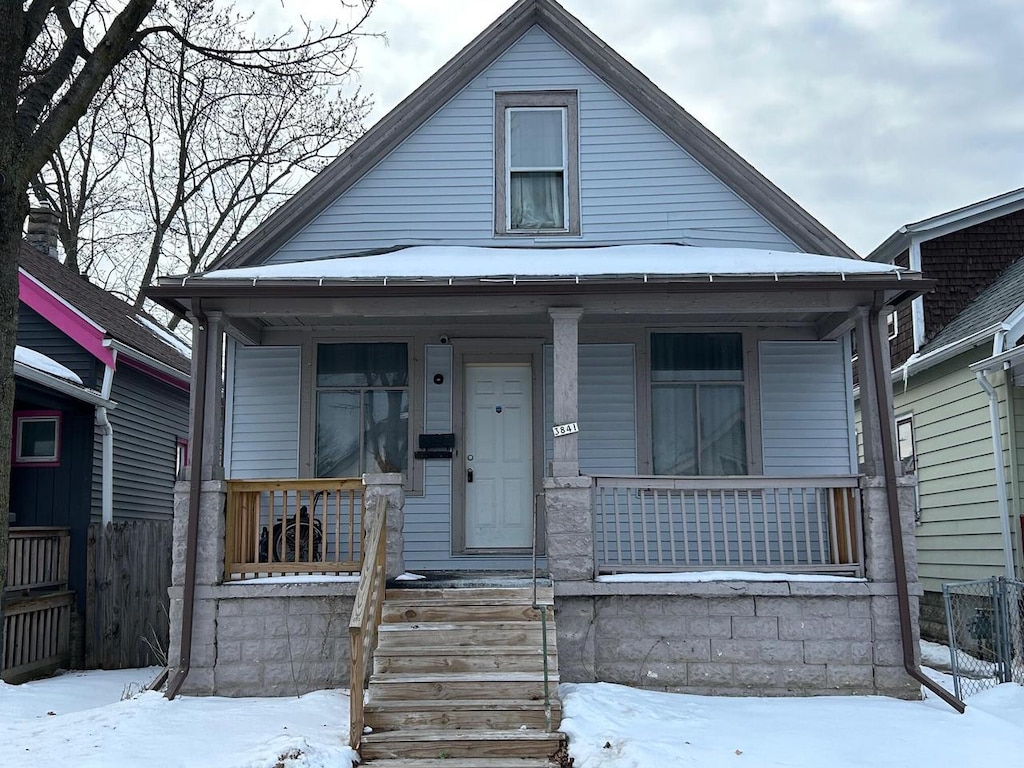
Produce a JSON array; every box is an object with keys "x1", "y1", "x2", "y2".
[
  {"x1": 2, "y1": 527, "x2": 73, "y2": 684},
  {"x1": 86, "y1": 520, "x2": 172, "y2": 669},
  {"x1": 593, "y1": 475, "x2": 863, "y2": 577},
  {"x1": 224, "y1": 478, "x2": 364, "y2": 580}
]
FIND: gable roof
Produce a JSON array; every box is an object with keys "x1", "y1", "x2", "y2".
[
  {"x1": 19, "y1": 242, "x2": 191, "y2": 377},
  {"x1": 209, "y1": 0, "x2": 855, "y2": 272},
  {"x1": 868, "y1": 186, "x2": 1024, "y2": 264},
  {"x1": 922, "y1": 256, "x2": 1024, "y2": 354}
]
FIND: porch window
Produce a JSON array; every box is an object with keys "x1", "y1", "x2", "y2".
[
  {"x1": 494, "y1": 91, "x2": 580, "y2": 236},
  {"x1": 315, "y1": 343, "x2": 409, "y2": 477},
  {"x1": 650, "y1": 333, "x2": 746, "y2": 475},
  {"x1": 13, "y1": 411, "x2": 61, "y2": 466}
]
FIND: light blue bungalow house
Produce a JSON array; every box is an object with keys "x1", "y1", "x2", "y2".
[{"x1": 148, "y1": 1, "x2": 950, "y2": 753}]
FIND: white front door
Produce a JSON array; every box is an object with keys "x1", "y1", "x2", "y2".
[{"x1": 464, "y1": 363, "x2": 533, "y2": 549}]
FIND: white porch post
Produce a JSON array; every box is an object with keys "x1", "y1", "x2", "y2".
[
  {"x1": 544, "y1": 307, "x2": 593, "y2": 581},
  {"x1": 549, "y1": 307, "x2": 583, "y2": 477}
]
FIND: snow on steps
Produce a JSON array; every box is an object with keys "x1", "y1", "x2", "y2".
[{"x1": 359, "y1": 585, "x2": 566, "y2": 765}]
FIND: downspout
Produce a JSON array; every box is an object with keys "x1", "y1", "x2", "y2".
[
  {"x1": 96, "y1": 357, "x2": 117, "y2": 525},
  {"x1": 868, "y1": 301, "x2": 965, "y2": 712},
  {"x1": 974, "y1": 328, "x2": 1016, "y2": 578},
  {"x1": 166, "y1": 304, "x2": 208, "y2": 700}
]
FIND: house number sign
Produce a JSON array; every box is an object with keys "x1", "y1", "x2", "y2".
[{"x1": 552, "y1": 422, "x2": 579, "y2": 437}]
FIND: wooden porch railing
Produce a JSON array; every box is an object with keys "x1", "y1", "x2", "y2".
[
  {"x1": 3, "y1": 527, "x2": 73, "y2": 684},
  {"x1": 348, "y1": 494, "x2": 388, "y2": 752},
  {"x1": 224, "y1": 478, "x2": 363, "y2": 581},
  {"x1": 593, "y1": 475, "x2": 863, "y2": 577}
]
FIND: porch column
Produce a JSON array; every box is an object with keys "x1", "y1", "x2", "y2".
[
  {"x1": 363, "y1": 473, "x2": 405, "y2": 579},
  {"x1": 549, "y1": 307, "x2": 583, "y2": 477},
  {"x1": 168, "y1": 311, "x2": 227, "y2": 695},
  {"x1": 544, "y1": 307, "x2": 593, "y2": 581},
  {"x1": 856, "y1": 306, "x2": 921, "y2": 698}
]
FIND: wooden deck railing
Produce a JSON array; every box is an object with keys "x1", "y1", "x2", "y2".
[
  {"x1": 6, "y1": 527, "x2": 70, "y2": 592},
  {"x1": 3, "y1": 527, "x2": 73, "y2": 683},
  {"x1": 224, "y1": 478, "x2": 363, "y2": 581},
  {"x1": 348, "y1": 494, "x2": 388, "y2": 752},
  {"x1": 593, "y1": 475, "x2": 863, "y2": 577}
]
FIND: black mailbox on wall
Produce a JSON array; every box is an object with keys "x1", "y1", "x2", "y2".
[{"x1": 415, "y1": 433, "x2": 455, "y2": 459}]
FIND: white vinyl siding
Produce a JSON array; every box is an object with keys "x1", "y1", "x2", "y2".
[
  {"x1": 225, "y1": 342, "x2": 300, "y2": 479},
  {"x1": 269, "y1": 25, "x2": 795, "y2": 263},
  {"x1": 759, "y1": 341, "x2": 855, "y2": 476},
  {"x1": 543, "y1": 344, "x2": 637, "y2": 476}
]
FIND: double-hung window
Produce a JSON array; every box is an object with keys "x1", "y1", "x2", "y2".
[
  {"x1": 315, "y1": 343, "x2": 409, "y2": 478},
  {"x1": 650, "y1": 333, "x2": 747, "y2": 476},
  {"x1": 495, "y1": 91, "x2": 579, "y2": 236}
]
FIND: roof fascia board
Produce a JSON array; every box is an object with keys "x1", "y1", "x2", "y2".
[
  {"x1": 895, "y1": 324, "x2": 999, "y2": 381},
  {"x1": 533, "y1": 3, "x2": 857, "y2": 260},
  {"x1": 971, "y1": 343, "x2": 1024, "y2": 373},
  {"x1": 208, "y1": 0, "x2": 539, "y2": 271},
  {"x1": 19, "y1": 269, "x2": 116, "y2": 368},
  {"x1": 869, "y1": 188, "x2": 1024, "y2": 264},
  {"x1": 105, "y1": 338, "x2": 190, "y2": 389},
  {"x1": 14, "y1": 362, "x2": 115, "y2": 408}
]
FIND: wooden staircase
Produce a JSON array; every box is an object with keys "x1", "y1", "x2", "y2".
[{"x1": 357, "y1": 584, "x2": 567, "y2": 767}]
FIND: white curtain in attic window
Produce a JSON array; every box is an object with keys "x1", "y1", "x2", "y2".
[{"x1": 509, "y1": 108, "x2": 565, "y2": 229}]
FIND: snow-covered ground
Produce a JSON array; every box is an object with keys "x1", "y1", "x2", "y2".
[{"x1": 1, "y1": 662, "x2": 1021, "y2": 767}]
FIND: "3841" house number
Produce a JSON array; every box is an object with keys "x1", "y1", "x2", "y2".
[{"x1": 552, "y1": 422, "x2": 580, "y2": 437}]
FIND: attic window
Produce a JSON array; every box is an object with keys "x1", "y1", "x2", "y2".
[{"x1": 495, "y1": 91, "x2": 580, "y2": 236}]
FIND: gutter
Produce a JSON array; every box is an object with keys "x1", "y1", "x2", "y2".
[
  {"x1": 868, "y1": 301, "x2": 965, "y2": 713},
  {"x1": 105, "y1": 338, "x2": 190, "y2": 385},
  {"x1": 165, "y1": 304, "x2": 208, "y2": 701}
]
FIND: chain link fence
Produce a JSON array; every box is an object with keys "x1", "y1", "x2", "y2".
[{"x1": 942, "y1": 577, "x2": 1024, "y2": 699}]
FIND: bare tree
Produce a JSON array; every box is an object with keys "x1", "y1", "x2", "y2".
[
  {"x1": 33, "y1": 0, "x2": 372, "y2": 307},
  {"x1": 0, "y1": 0, "x2": 376, "y2": 672}
]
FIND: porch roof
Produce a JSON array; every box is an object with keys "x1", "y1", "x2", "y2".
[
  {"x1": 188, "y1": 245, "x2": 903, "y2": 283},
  {"x1": 147, "y1": 245, "x2": 932, "y2": 325}
]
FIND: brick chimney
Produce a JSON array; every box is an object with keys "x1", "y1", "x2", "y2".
[{"x1": 26, "y1": 207, "x2": 60, "y2": 260}]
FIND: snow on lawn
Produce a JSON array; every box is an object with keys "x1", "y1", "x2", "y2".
[
  {"x1": 1, "y1": 663, "x2": 1022, "y2": 768},
  {"x1": 0, "y1": 671, "x2": 356, "y2": 768},
  {"x1": 560, "y1": 680, "x2": 1024, "y2": 768}
]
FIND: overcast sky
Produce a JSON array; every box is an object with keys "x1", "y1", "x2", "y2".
[{"x1": 263, "y1": 0, "x2": 1024, "y2": 256}]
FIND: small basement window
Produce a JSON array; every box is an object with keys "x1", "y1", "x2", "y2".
[
  {"x1": 495, "y1": 91, "x2": 579, "y2": 236},
  {"x1": 14, "y1": 411, "x2": 61, "y2": 466}
]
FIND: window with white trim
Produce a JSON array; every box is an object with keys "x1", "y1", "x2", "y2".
[
  {"x1": 14, "y1": 411, "x2": 61, "y2": 465},
  {"x1": 494, "y1": 91, "x2": 579, "y2": 236},
  {"x1": 650, "y1": 333, "x2": 747, "y2": 475},
  {"x1": 315, "y1": 343, "x2": 410, "y2": 478},
  {"x1": 896, "y1": 414, "x2": 916, "y2": 474}
]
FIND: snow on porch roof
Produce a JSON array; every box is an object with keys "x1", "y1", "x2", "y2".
[{"x1": 197, "y1": 245, "x2": 904, "y2": 284}]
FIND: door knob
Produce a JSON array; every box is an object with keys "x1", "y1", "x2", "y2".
[{"x1": 467, "y1": 468, "x2": 474, "y2": 483}]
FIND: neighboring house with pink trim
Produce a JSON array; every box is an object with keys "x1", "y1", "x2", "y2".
[{"x1": 9, "y1": 216, "x2": 191, "y2": 669}]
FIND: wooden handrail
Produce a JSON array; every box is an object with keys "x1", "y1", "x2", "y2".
[{"x1": 348, "y1": 494, "x2": 388, "y2": 752}]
